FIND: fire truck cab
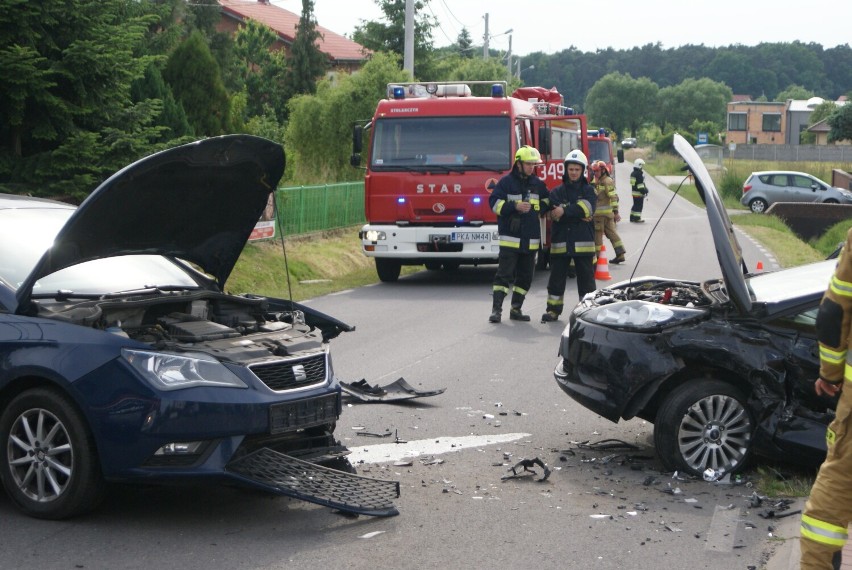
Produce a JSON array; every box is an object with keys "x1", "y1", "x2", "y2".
[
  {"x1": 587, "y1": 127, "x2": 623, "y2": 176},
  {"x1": 352, "y1": 81, "x2": 588, "y2": 282}
]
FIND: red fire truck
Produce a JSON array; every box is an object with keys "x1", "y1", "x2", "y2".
[
  {"x1": 587, "y1": 127, "x2": 623, "y2": 177},
  {"x1": 351, "y1": 81, "x2": 588, "y2": 282}
]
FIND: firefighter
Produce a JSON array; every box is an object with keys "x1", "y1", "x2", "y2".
[
  {"x1": 488, "y1": 145, "x2": 550, "y2": 323},
  {"x1": 590, "y1": 160, "x2": 626, "y2": 264},
  {"x1": 541, "y1": 149, "x2": 596, "y2": 323},
  {"x1": 800, "y1": 227, "x2": 852, "y2": 569},
  {"x1": 630, "y1": 158, "x2": 648, "y2": 223}
]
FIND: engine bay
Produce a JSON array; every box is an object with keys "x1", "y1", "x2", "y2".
[
  {"x1": 38, "y1": 290, "x2": 323, "y2": 361},
  {"x1": 588, "y1": 277, "x2": 717, "y2": 308}
]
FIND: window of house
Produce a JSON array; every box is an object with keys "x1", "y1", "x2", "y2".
[
  {"x1": 728, "y1": 113, "x2": 747, "y2": 131},
  {"x1": 762, "y1": 113, "x2": 782, "y2": 132}
]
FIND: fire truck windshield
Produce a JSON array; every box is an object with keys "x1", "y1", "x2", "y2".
[
  {"x1": 370, "y1": 117, "x2": 512, "y2": 171},
  {"x1": 588, "y1": 139, "x2": 613, "y2": 164}
]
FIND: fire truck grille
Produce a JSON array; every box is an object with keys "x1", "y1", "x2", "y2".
[
  {"x1": 413, "y1": 208, "x2": 466, "y2": 217},
  {"x1": 417, "y1": 242, "x2": 463, "y2": 253},
  {"x1": 249, "y1": 354, "x2": 326, "y2": 391}
]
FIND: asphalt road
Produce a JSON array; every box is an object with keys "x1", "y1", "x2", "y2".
[{"x1": 0, "y1": 164, "x2": 785, "y2": 570}]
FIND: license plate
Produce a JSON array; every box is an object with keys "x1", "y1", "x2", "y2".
[
  {"x1": 450, "y1": 232, "x2": 491, "y2": 243},
  {"x1": 269, "y1": 393, "x2": 339, "y2": 433}
]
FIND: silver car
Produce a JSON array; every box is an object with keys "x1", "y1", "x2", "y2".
[{"x1": 740, "y1": 170, "x2": 852, "y2": 213}]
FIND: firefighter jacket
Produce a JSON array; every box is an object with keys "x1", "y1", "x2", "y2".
[
  {"x1": 548, "y1": 176, "x2": 596, "y2": 257},
  {"x1": 630, "y1": 168, "x2": 648, "y2": 198},
  {"x1": 817, "y1": 228, "x2": 852, "y2": 385},
  {"x1": 593, "y1": 174, "x2": 619, "y2": 217},
  {"x1": 489, "y1": 167, "x2": 550, "y2": 252}
]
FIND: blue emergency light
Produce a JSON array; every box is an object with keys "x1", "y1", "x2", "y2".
[
  {"x1": 472, "y1": 196, "x2": 481, "y2": 204},
  {"x1": 491, "y1": 84, "x2": 504, "y2": 97},
  {"x1": 392, "y1": 86, "x2": 405, "y2": 99},
  {"x1": 598, "y1": 127, "x2": 606, "y2": 136},
  {"x1": 456, "y1": 215, "x2": 464, "y2": 222},
  {"x1": 397, "y1": 197, "x2": 406, "y2": 204}
]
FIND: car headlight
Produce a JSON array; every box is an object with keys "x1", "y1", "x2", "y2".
[
  {"x1": 581, "y1": 300, "x2": 704, "y2": 331},
  {"x1": 122, "y1": 349, "x2": 248, "y2": 391}
]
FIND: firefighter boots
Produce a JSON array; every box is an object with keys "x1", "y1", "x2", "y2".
[
  {"x1": 489, "y1": 291, "x2": 506, "y2": 323},
  {"x1": 541, "y1": 311, "x2": 560, "y2": 323},
  {"x1": 509, "y1": 306, "x2": 530, "y2": 321},
  {"x1": 611, "y1": 254, "x2": 626, "y2": 264}
]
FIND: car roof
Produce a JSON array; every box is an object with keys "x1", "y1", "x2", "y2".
[
  {"x1": 0, "y1": 194, "x2": 76, "y2": 210},
  {"x1": 750, "y1": 171, "x2": 815, "y2": 177}
]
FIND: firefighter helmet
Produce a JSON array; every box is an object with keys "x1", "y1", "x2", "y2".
[
  {"x1": 634, "y1": 158, "x2": 646, "y2": 169},
  {"x1": 564, "y1": 149, "x2": 588, "y2": 168},
  {"x1": 515, "y1": 145, "x2": 542, "y2": 164},
  {"x1": 591, "y1": 160, "x2": 610, "y2": 176}
]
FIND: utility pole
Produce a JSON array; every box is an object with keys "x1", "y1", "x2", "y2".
[
  {"x1": 483, "y1": 13, "x2": 489, "y2": 59},
  {"x1": 507, "y1": 33, "x2": 512, "y2": 78},
  {"x1": 403, "y1": 0, "x2": 414, "y2": 78}
]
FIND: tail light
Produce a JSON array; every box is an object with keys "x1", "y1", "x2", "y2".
[{"x1": 742, "y1": 184, "x2": 752, "y2": 193}]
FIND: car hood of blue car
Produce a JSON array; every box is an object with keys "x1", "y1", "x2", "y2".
[
  {"x1": 15, "y1": 135, "x2": 285, "y2": 312},
  {"x1": 672, "y1": 134, "x2": 752, "y2": 313}
]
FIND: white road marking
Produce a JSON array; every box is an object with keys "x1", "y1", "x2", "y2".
[
  {"x1": 704, "y1": 504, "x2": 742, "y2": 552},
  {"x1": 348, "y1": 433, "x2": 532, "y2": 464}
]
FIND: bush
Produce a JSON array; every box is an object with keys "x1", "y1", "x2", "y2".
[
  {"x1": 655, "y1": 131, "x2": 696, "y2": 153},
  {"x1": 814, "y1": 220, "x2": 852, "y2": 257}
]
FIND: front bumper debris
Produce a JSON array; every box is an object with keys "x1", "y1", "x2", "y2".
[{"x1": 226, "y1": 447, "x2": 400, "y2": 517}]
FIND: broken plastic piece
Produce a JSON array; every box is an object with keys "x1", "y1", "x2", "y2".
[
  {"x1": 340, "y1": 377, "x2": 447, "y2": 402},
  {"x1": 576, "y1": 438, "x2": 640, "y2": 451},
  {"x1": 501, "y1": 458, "x2": 551, "y2": 482}
]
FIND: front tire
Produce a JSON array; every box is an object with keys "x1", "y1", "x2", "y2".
[
  {"x1": 0, "y1": 388, "x2": 104, "y2": 519},
  {"x1": 375, "y1": 259, "x2": 401, "y2": 282},
  {"x1": 654, "y1": 380, "x2": 753, "y2": 477}
]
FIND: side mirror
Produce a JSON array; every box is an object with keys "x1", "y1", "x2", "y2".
[
  {"x1": 352, "y1": 125, "x2": 363, "y2": 154},
  {"x1": 538, "y1": 125, "x2": 551, "y2": 156},
  {"x1": 350, "y1": 154, "x2": 361, "y2": 167},
  {"x1": 617, "y1": 148, "x2": 624, "y2": 163}
]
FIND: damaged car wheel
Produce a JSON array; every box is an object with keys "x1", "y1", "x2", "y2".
[{"x1": 654, "y1": 380, "x2": 753, "y2": 477}]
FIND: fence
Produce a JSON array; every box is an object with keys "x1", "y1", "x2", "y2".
[
  {"x1": 273, "y1": 181, "x2": 365, "y2": 237},
  {"x1": 726, "y1": 144, "x2": 852, "y2": 163}
]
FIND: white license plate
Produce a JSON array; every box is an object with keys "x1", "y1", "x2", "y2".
[{"x1": 451, "y1": 232, "x2": 491, "y2": 243}]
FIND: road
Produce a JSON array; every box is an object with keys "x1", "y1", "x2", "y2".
[{"x1": 0, "y1": 164, "x2": 783, "y2": 570}]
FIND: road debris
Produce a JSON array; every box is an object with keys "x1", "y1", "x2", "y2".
[
  {"x1": 340, "y1": 377, "x2": 446, "y2": 402},
  {"x1": 501, "y1": 458, "x2": 551, "y2": 482}
]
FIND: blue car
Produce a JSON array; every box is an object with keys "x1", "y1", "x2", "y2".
[{"x1": 0, "y1": 135, "x2": 398, "y2": 519}]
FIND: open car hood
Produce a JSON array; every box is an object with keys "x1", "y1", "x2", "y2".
[
  {"x1": 16, "y1": 135, "x2": 285, "y2": 309},
  {"x1": 672, "y1": 134, "x2": 751, "y2": 313}
]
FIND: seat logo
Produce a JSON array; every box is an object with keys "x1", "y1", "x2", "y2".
[{"x1": 292, "y1": 364, "x2": 307, "y2": 381}]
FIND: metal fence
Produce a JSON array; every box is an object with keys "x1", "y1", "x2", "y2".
[
  {"x1": 274, "y1": 182, "x2": 365, "y2": 236},
  {"x1": 726, "y1": 144, "x2": 852, "y2": 163}
]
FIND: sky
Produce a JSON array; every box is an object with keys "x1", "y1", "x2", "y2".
[{"x1": 270, "y1": 0, "x2": 850, "y2": 57}]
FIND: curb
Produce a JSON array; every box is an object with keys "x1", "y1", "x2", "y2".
[{"x1": 762, "y1": 498, "x2": 804, "y2": 570}]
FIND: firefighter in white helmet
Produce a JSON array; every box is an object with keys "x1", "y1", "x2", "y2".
[
  {"x1": 801, "y1": 228, "x2": 852, "y2": 568},
  {"x1": 541, "y1": 149, "x2": 597, "y2": 323},
  {"x1": 487, "y1": 145, "x2": 550, "y2": 323},
  {"x1": 630, "y1": 158, "x2": 648, "y2": 222}
]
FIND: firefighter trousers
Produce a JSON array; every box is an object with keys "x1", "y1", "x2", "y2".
[
  {"x1": 545, "y1": 255, "x2": 595, "y2": 315},
  {"x1": 801, "y1": 388, "x2": 852, "y2": 569},
  {"x1": 593, "y1": 214, "x2": 625, "y2": 257},
  {"x1": 492, "y1": 247, "x2": 536, "y2": 309},
  {"x1": 630, "y1": 195, "x2": 645, "y2": 221}
]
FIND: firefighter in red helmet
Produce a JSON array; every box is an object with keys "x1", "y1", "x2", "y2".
[{"x1": 589, "y1": 160, "x2": 626, "y2": 264}]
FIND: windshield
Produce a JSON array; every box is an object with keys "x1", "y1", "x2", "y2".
[
  {"x1": 589, "y1": 139, "x2": 612, "y2": 164},
  {"x1": 370, "y1": 116, "x2": 511, "y2": 170},
  {"x1": 0, "y1": 207, "x2": 200, "y2": 295}
]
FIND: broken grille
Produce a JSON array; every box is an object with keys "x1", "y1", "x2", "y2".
[
  {"x1": 250, "y1": 353, "x2": 326, "y2": 391},
  {"x1": 227, "y1": 447, "x2": 400, "y2": 517}
]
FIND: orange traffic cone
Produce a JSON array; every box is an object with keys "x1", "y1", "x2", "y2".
[{"x1": 595, "y1": 244, "x2": 612, "y2": 281}]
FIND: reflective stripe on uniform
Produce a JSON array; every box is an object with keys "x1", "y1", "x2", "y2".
[
  {"x1": 499, "y1": 235, "x2": 521, "y2": 248},
  {"x1": 577, "y1": 199, "x2": 593, "y2": 217},
  {"x1": 493, "y1": 199, "x2": 506, "y2": 215},
  {"x1": 801, "y1": 514, "x2": 848, "y2": 547},
  {"x1": 551, "y1": 241, "x2": 568, "y2": 255},
  {"x1": 546, "y1": 294, "x2": 564, "y2": 308},
  {"x1": 830, "y1": 274, "x2": 852, "y2": 297},
  {"x1": 512, "y1": 285, "x2": 529, "y2": 296},
  {"x1": 821, "y1": 344, "x2": 846, "y2": 366},
  {"x1": 574, "y1": 241, "x2": 597, "y2": 253},
  {"x1": 493, "y1": 285, "x2": 510, "y2": 294}
]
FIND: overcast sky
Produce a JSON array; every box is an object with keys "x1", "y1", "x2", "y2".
[{"x1": 270, "y1": 0, "x2": 850, "y2": 57}]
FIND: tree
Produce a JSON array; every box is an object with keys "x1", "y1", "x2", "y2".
[
  {"x1": 584, "y1": 72, "x2": 658, "y2": 138},
  {"x1": 163, "y1": 30, "x2": 232, "y2": 136},
  {"x1": 352, "y1": 0, "x2": 436, "y2": 76},
  {"x1": 656, "y1": 78, "x2": 732, "y2": 133},
  {"x1": 285, "y1": 52, "x2": 409, "y2": 183},
  {"x1": 454, "y1": 28, "x2": 473, "y2": 58},
  {"x1": 289, "y1": 0, "x2": 327, "y2": 97},
  {"x1": 131, "y1": 64, "x2": 193, "y2": 143},
  {"x1": 0, "y1": 0, "x2": 162, "y2": 199},
  {"x1": 828, "y1": 104, "x2": 852, "y2": 142},
  {"x1": 233, "y1": 19, "x2": 290, "y2": 122},
  {"x1": 776, "y1": 84, "x2": 814, "y2": 101}
]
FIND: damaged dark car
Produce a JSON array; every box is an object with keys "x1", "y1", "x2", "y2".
[
  {"x1": 554, "y1": 133, "x2": 837, "y2": 478},
  {"x1": 0, "y1": 135, "x2": 398, "y2": 520}
]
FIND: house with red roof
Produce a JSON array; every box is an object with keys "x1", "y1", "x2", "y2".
[{"x1": 217, "y1": 0, "x2": 370, "y2": 73}]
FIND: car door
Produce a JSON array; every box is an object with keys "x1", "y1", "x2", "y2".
[
  {"x1": 764, "y1": 305, "x2": 834, "y2": 463},
  {"x1": 789, "y1": 174, "x2": 822, "y2": 203},
  {"x1": 761, "y1": 173, "x2": 790, "y2": 204}
]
